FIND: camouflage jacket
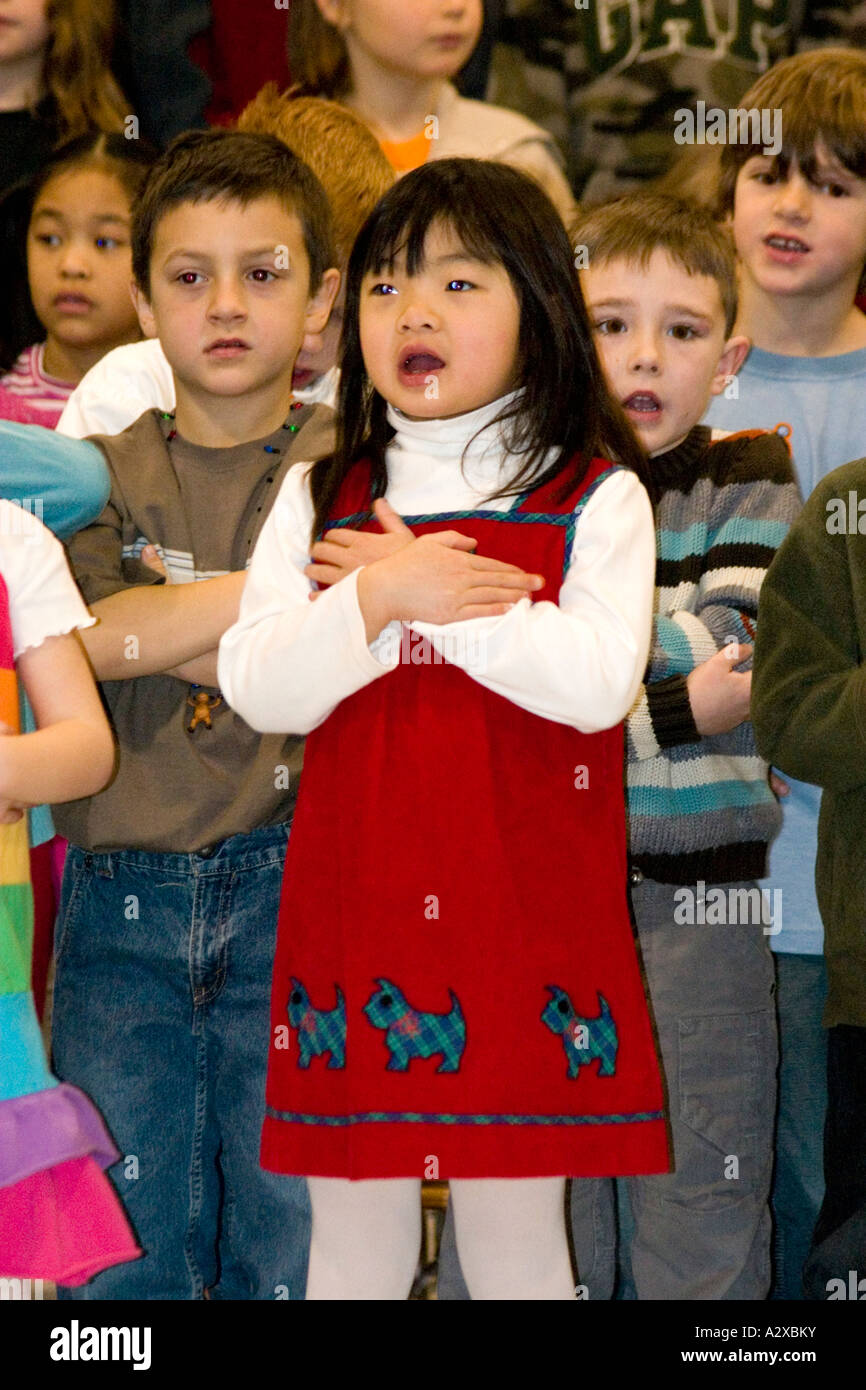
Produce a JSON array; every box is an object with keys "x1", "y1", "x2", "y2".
[{"x1": 487, "y1": 1, "x2": 866, "y2": 203}]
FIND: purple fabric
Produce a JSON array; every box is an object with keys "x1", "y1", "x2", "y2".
[{"x1": 0, "y1": 1082, "x2": 120, "y2": 1188}]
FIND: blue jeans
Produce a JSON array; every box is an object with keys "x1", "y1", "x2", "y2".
[
  {"x1": 51, "y1": 824, "x2": 311, "y2": 1300},
  {"x1": 771, "y1": 952, "x2": 827, "y2": 1300}
]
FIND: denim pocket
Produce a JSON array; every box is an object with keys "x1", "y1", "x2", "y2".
[{"x1": 53, "y1": 850, "x2": 91, "y2": 966}]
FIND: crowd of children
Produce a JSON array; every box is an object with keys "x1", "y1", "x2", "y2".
[{"x1": 0, "y1": 2, "x2": 865, "y2": 1302}]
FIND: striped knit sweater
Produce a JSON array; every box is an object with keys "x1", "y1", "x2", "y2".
[{"x1": 627, "y1": 423, "x2": 801, "y2": 884}]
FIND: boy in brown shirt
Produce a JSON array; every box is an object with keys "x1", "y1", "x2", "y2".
[{"x1": 50, "y1": 129, "x2": 338, "y2": 1300}]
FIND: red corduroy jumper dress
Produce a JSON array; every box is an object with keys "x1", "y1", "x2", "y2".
[{"x1": 260, "y1": 455, "x2": 669, "y2": 1180}]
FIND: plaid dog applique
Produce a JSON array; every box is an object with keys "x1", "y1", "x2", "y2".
[
  {"x1": 287, "y1": 977, "x2": 347, "y2": 1069},
  {"x1": 364, "y1": 979, "x2": 466, "y2": 1073},
  {"x1": 541, "y1": 985, "x2": 618, "y2": 1079}
]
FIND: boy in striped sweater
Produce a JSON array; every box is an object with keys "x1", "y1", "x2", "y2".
[{"x1": 571, "y1": 195, "x2": 802, "y2": 1299}]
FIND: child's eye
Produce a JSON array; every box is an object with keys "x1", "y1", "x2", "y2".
[
  {"x1": 176, "y1": 271, "x2": 203, "y2": 285},
  {"x1": 594, "y1": 317, "x2": 626, "y2": 335},
  {"x1": 249, "y1": 268, "x2": 276, "y2": 282},
  {"x1": 751, "y1": 170, "x2": 779, "y2": 186},
  {"x1": 815, "y1": 180, "x2": 849, "y2": 198},
  {"x1": 35, "y1": 232, "x2": 62, "y2": 247},
  {"x1": 369, "y1": 282, "x2": 398, "y2": 295},
  {"x1": 669, "y1": 323, "x2": 699, "y2": 340},
  {"x1": 446, "y1": 279, "x2": 475, "y2": 291},
  {"x1": 95, "y1": 236, "x2": 121, "y2": 250}
]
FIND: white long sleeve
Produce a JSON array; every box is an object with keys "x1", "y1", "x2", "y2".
[
  {"x1": 56, "y1": 340, "x2": 338, "y2": 439},
  {"x1": 219, "y1": 397, "x2": 655, "y2": 736},
  {"x1": 56, "y1": 339, "x2": 176, "y2": 438},
  {"x1": 218, "y1": 466, "x2": 398, "y2": 734},
  {"x1": 409, "y1": 468, "x2": 654, "y2": 731}
]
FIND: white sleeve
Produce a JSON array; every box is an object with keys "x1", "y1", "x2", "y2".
[
  {"x1": 56, "y1": 339, "x2": 176, "y2": 439},
  {"x1": 409, "y1": 470, "x2": 655, "y2": 732},
  {"x1": 217, "y1": 467, "x2": 398, "y2": 735},
  {"x1": 0, "y1": 501, "x2": 95, "y2": 658}
]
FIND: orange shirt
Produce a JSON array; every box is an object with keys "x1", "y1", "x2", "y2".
[{"x1": 379, "y1": 129, "x2": 431, "y2": 174}]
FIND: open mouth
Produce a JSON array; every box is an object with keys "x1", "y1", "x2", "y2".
[
  {"x1": 765, "y1": 234, "x2": 810, "y2": 255},
  {"x1": 623, "y1": 391, "x2": 662, "y2": 416},
  {"x1": 292, "y1": 366, "x2": 315, "y2": 388},
  {"x1": 398, "y1": 348, "x2": 445, "y2": 385}
]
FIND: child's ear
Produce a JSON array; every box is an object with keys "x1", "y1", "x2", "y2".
[
  {"x1": 709, "y1": 333, "x2": 750, "y2": 396},
  {"x1": 130, "y1": 282, "x2": 158, "y2": 340},
  {"x1": 303, "y1": 267, "x2": 341, "y2": 343},
  {"x1": 314, "y1": 0, "x2": 348, "y2": 29}
]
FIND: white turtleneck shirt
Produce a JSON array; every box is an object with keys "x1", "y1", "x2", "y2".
[{"x1": 218, "y1": 397, "x2": 655, "y2": 736}]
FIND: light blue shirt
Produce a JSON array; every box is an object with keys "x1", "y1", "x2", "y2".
[
  {"x1": 0, "y1": 423, "x2": 110, "y2": 848},
  {"x1": 705, "y1": 345, "x2": 866, "y2": 955}
]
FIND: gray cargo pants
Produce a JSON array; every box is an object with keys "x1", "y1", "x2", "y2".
[{"x1": 437, "y1": 875, "x2": 778, "y2": 1300}]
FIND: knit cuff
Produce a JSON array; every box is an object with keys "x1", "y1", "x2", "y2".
[{"x1": 646, "y1": 674, "x2": 701, "y2": 748}]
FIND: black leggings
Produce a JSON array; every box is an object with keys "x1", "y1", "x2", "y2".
[{"x1": 804, "y1": 1024, "x2": 866, "y2": 1298}]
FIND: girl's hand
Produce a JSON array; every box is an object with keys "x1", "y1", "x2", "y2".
[
  {"x1": 686, "y1": 644, "x2": 753, "y2": 735},
  {"x1": 0, "y1": 721, "x2": 25, "y2": 822},
  {"x1": 356, "y1": 533, "x2": 545, "y2": 640},
  {"x1": 306, "y1": 498, "x2": 475, "y2": 592},
  {"x1": 141, "y1": 544, "x2": 168, "y2": 580}
]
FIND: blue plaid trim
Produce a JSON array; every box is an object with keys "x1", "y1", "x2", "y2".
[
  {"x1": 265, "y1": 1106, "x2": 663, "y2": 1127},
  {"x1": 319, "y1": 465, "x2": 623, "y2": 582}
]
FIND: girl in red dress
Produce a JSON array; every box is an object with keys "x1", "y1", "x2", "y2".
[{"x1": 219, "y1": 158, "x2": 669, "y2": 1299}]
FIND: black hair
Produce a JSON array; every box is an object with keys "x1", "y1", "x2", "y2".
[
  {"x1": 310, "y1": 158, "x2": 650, "y2": 541},
  {"x1": 0, "y1": 131, "x2": 155, "y2": 371},
  {"x1": 131, "y1": 128, "x2": 335, "y2": 297}
]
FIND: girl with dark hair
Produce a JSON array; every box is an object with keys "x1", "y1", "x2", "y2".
[
  {"x1": 220, "y1": 158, "x2": 668, "y2": 1300},
  {"x1": 0, "y1": 131, "x2": 154, "y2": 424}
]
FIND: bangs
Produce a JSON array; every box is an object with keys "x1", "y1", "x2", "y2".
[
  {"x1": 720, "y1": 48, "x2": 866, "y2": 199},
  {"x1": 775, "y1": 61, "x2": 866, "y2": 178},
  {"x1": 351, "y1": 161, "x2": 528, "y2": 286},
  {"x1": 741, "y1": 103, "x2": 866, "y2": 182},
  {"x1": 363, "y1": 205, "x2": 504, "y2": 281}
]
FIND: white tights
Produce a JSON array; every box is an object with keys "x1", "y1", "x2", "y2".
[{"x1": 305, "y1": 1176, "x2": 575, "y2": 1300}]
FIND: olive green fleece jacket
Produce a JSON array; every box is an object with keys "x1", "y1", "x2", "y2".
[{"x1": 752, "y1": 456, "x2": 866, "y2": 1029}]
